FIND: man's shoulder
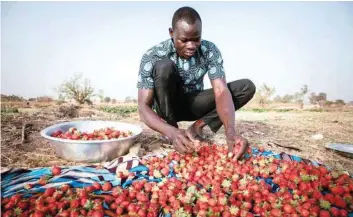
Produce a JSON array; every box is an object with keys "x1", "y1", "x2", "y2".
[
  {"x1": 142, "y1": 39, "x2": 173, "y2": 57},
  {"x1": 200, "y1": 39, "x2": 220, "y2": 53}
]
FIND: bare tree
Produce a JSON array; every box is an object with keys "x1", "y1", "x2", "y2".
[
  {"x1": 255, "y1": 83, "x2": 276, "y2": 107},
  {"x1": 97, "y1": 89, "x2": 104, "y2": 103},
  {"x1": 56, "y1": 73, "x2": 95, "y2": 104}
]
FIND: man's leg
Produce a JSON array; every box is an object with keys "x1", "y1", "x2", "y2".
[
  {"x1": 151, "y1": 59, "x2": 183, "y2": 128},
  {"x1": 182, "y1": 79, "x2": 256, "y2": 135}
]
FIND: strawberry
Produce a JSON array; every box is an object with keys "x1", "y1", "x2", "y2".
[
  {"x1": 319, "y1": 210, "x2": 331, "y2": 217},
  {"x1": 92, "y1": 182, "x2": 102, "y2": 190},
  {"x1": 2, "y1": 210, "x2": 14, "y2": 217},
  {"x1": 51, "y1": 166, "x2": 62, "y2": 176},
  {"x1": 43, "y1": 187, "x2": 55, "y2": 197},
  {"x1": 38, "y1": 175, "x2": 50, "y2": 185},
  {"x1": 330, "y1": 207, "x2": 340, "y2": 217},
  {"x1": 339, "y1": 209, "x2": 348, "y2": 216},
  {"x1": 70, "y1": 199, "x2": 80, "y2": 209},
  {"x1": 333, "y1": 195, "x2": 347, "y2": 209},
  {"x1": 331, "y1": 185, "x2": 345, "y2": 195},
  {"x1": 102, "y1": 182, "x2": 112, "y2": 191}
]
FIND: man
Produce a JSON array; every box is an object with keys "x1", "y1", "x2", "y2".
[{"x1": 137, "y1": 6, "x2": 256, "y2": 160}]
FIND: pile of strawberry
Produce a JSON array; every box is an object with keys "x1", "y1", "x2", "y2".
[
  {"x1": 141, "y1": 144, "x2": 353, "y2": 217},
  {"x1": 50, "y1": 127, "x2": 133, "y2": 140},
  {"x1": 1, "y1": 144, "x2": 353, "y2": 217}
]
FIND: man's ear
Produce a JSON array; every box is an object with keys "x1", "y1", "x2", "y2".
[{"x1": 169, "y1": 27, "x2": 173, "y2": 38}]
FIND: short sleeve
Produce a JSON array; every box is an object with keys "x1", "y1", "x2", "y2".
[
  {"x1": 137, "y1": 50, "x2": 156, "y2": 89},
  {"x1": 205, "y1": 42, "x2": 226, "y2": 81}
]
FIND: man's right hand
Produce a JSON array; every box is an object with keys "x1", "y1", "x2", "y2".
[{"x1": 168, "y1": 129, "x2": 196, "y2": 154}]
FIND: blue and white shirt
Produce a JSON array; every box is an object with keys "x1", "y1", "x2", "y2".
[{"x1": 137, "y1": 38, "x2": 226, "y2": 93}]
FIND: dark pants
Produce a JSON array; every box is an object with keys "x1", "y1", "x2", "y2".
[{"x1": 151, "y1": 59, "x2": 256, "y2": 133}]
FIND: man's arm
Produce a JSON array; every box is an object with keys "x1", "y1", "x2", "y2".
[
  {"x1": 138, "y1": 88, "x2": 195, "y2": 153},
  {"x1": 210, "y1": 78, "x2": 235, "y2": 138},
  {"x1": 138, "y1": 88, "x2": 175, "y2": 139},
  {"x1": 211, "y1": 78, "x2": 248, "y2": 158}
]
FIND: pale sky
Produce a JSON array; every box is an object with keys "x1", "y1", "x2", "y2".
[{"x1": 1, "y1": 1, "x2": 353, "y2": 101}]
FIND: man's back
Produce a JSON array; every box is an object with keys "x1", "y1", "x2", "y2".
[{"x1": 137, "y1": 38, "x2": 226, "y2": 93}]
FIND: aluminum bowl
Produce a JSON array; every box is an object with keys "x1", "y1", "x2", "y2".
[{"x1": 40, "y1": 120, "x2": 142, "y2": 162}]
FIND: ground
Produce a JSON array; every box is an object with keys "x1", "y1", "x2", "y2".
[{"x1": 1, "y1": 104, "x2": 353, "y2": 175}]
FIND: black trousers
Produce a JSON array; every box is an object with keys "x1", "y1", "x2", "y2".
[{"x1": 151, "y1": 59, "x2": 256, "y2": 133}]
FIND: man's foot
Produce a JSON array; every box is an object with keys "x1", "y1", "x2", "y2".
[{"x1": 186, "y1": 119, "x2": 206, "y2": 140}]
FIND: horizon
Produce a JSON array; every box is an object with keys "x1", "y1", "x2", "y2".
[{"x1": 1, "y1": 1, "x2": 353, "y2": 101}]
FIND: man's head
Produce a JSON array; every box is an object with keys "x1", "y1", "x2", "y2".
[{"x1": 169, "y1": 6, "x2": 202, "y2": 59}]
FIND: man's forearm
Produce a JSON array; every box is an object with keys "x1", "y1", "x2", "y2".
[
  {"x1": 215, "y1": 89, "x2": 236, "y2": 134},
  {"x1": 138, "y1": 104, "x2": 176, "y2": 139}
]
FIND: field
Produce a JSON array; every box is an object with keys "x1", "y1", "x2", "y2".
[{"x1": 1, "y1": 102, "x2": 353, "y2": 175}]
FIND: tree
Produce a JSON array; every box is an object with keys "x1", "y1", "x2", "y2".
[
  {"x1": 56, "y1": 73, "x2": 95, "y2": 104},
  {"x1": 273, "y1": 95, "x2": 282, "y2": 103},
  {"x1": 124, "y1": 96, "x2": 137, "y2": 103},
  {"x1": 317, "y1": 92, "x2": 327, "y2": 101},
  {"x1": 300, "y1": 85, "x2": 308, "y2": 96},
  {"x1": 325, "y1": 101, "x2": 334, "y2": 106},
  {"x1": 335, "y1": 99, "x2": 345, "y2": 106},
  {"x1": 97, "y1": 89, "x2": 104, "y2": 103},
  {"x1": 281, "y1": 94, "x2": 294, "y2": 103},
  {"x1": 254, "y1": 83, "x2": 276, "y2": 107},
  {"x1": 296, "y1": 85, "x2": 308, "y2": 107},
  {"x1": 104, "y1": 97, "x2": 111, "y2": 103},
  {"x1": 309, "y1": 92, "x2": 327, "y2": 106},
  {"x1": 1, "y1": 94, "x2": 24, "y2": 102},
  {"x1": 111, "y1": 98, "x2": 117, "y2": 104},
  {"x1": 309, "y1": 92, "x2": 318, "y2": 104},
  {"x1": 36, "y1": 96, "x2": 53, "y2": 102}
]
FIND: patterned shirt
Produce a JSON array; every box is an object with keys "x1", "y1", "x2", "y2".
[{"x1": 137, "y1": 38, "x2": 226, "y2": 93}]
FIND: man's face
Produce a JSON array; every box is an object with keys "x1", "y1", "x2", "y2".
[{"x1": 169, "y1": 20, "x2": 202, "y2": 59}]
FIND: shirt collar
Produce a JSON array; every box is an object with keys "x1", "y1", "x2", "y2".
[{"x1": 170, "y1": 38, "x2": 177, "y2": 53}]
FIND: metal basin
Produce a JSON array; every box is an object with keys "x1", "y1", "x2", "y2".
[{"x1": 40, "y1": 120, "x2": 142, "y2": 162}]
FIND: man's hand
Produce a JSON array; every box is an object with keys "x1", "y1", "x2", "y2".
[
  {"x1": 168, "y1": 128, "x2": 197, "y2": 154},
  {"x1": 226, "y1": 129, "x2": 249, "y2": 160}
]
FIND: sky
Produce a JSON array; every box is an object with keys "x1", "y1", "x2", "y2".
[{"x1": 1, "y1": 1, "x2": 353, "y2": 101}]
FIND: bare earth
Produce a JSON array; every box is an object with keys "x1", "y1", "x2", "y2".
[{"x1": 1, "y1": 105, "x2": 353, "y2": 174}]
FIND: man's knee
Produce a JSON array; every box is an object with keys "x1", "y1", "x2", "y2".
[
  {"x1": 243, "y1": 79, "x2": 256, "y2": 98},
  {"x1": 153, "y1": 59, "x2": 176, "y2": 81},
  {"x1": 229, "y1": 79, "x2": 256, "y2": 97}
]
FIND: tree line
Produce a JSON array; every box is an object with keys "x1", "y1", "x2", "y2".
[
  {"x1": 2, "y1": 74, "x2": 350, "y2": 107},
  {"x1": 251, "y1": 83, "x2": 347, "y2": 108}
]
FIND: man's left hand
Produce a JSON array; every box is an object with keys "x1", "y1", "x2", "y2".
[{"x1": 226, "y1": 130, "x2": 249, "y2": 160}]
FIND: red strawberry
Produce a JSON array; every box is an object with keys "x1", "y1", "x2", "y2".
[
  {"x1": 319, "y1": 210, "x2": 331, "y2": 217},
  {"x1": 70, "y1": 199, "x2": 80, "y2": 209},
  {"x1": 102, "y1": 182, "x2": 112, "y2": 191},
  {"x1": 331, "y1": 186, "x2": 345, "y2": 196},
  {"x1": 92, "y1": 182, "x2": 102, "y2": 190},
  {"x1": 92, "y1": 210, "x2": 104, "y2": 217},
  {"x1": 334, "y1": 195, "x2": 347, "y2": 209},
  {"x1": 339, "y1": 209, "x2": 348, "y2": 216},
  {"x1": 16, "y1": 201, "x2": 29, "y2": 210},
  {"x1": 44, "y1": 187, "x2": 55, "y2": 197},
  {"x1": 330, "y1": 207, "x2": 340, "y2": 217},
  {"x1": 51, "y1": 166, "x2": 62, "y2": 176},
  {"x1": 38, "y1": 176, "x2": 49, "y2": 185}
]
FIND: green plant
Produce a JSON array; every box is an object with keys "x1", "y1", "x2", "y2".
[
  {"x1": 1, "y1": 107, "x2": 19, "y2": 113},
  {"x1": 98, "y1": 105, "x2": 138, "y2": 116}
]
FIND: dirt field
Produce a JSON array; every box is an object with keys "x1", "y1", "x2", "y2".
[{"x1": 1, "y1": 104, "x2": 353, "y2": 175}]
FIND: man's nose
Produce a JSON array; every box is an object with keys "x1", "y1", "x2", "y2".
[{"x1": 186, "y1": 41, "x2": 196, "y2": 50}]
